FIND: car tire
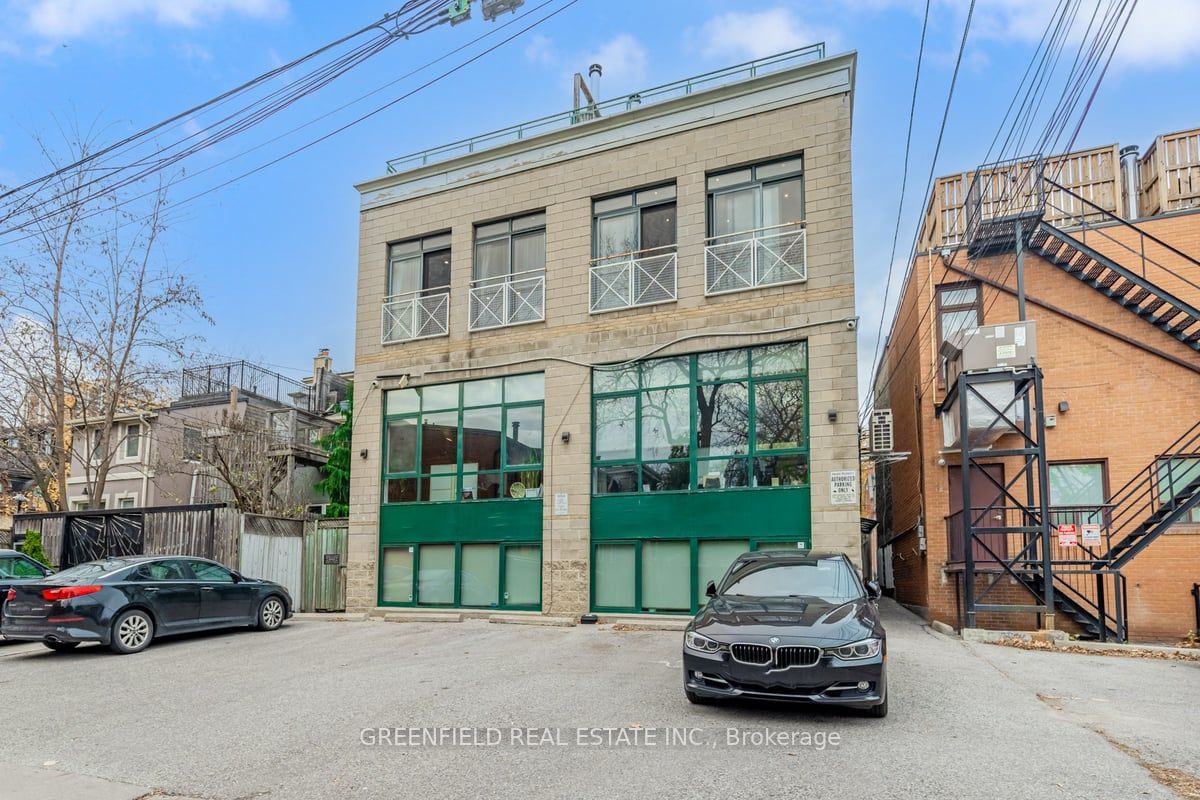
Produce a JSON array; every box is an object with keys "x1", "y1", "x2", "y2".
[
  {"x1": 42, "y1": 641, "x2": 79, "y2": 653},
  {"x1": 110, "y1": 609, "x2": 154, "y2": 655},
  {"x1": 685, "y1": 689, "x2": 711, "y2": 706},
  {"x1": 255, "y1": 595, "x2": 286, "y2": 631},
  {"x1": 866, "y1": 694, "x2": 889, "y2": 718}
]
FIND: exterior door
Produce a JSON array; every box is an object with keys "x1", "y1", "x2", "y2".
[
  {"x1": 947, "y1": 465, "x2": 1008, "y2": 563},
  {"x1": 190, "y1": 561, "x2": 256, "y2": 624},
  {"x1": 127, "y1": 559, "x2": 201, "y2": 631}
]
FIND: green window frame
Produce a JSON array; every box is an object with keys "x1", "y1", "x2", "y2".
[
  {"x1": 589, "y1": 537, "x2": 808, "y2": 615},
  {"x1": 379, "y1": 542, "x2": 542, "y2": 610},
  {"x1": 590, "y1": 343, "x2": 809, "y2": 496},
  {"x1": 382, "y1": 374, "x2": 545, "y2": 504}
]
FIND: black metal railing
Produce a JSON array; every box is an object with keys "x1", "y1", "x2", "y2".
[{"x1": 181, "y1": 361, "x2": 314, "y2": 411}]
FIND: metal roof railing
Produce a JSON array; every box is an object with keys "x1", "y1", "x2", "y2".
[{"x1": 385, "y1": 43, "x2": 827, "y2": 174}]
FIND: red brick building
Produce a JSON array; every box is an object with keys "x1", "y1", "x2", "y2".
[{"x1": 869, "y1": 129, "x2": 1200, "y2": 642}]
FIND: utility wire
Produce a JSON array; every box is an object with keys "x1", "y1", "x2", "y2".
[
  {"x1": 0, "y1": 1, "x2": 433, "y2": 208},
  {"x1": 863, "y1": 0, "x2": 931, "y2": 424},
  {"x1": 0, "y1": 0, "x2": 577, "y2": 250},
  {"x1": 0, "y1": 0, "x2": 449, "y2": 234}
]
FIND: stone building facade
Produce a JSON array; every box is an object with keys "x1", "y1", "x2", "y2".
[{"x1": 349, "y1": 49, "x2": 860, "y2": 616}]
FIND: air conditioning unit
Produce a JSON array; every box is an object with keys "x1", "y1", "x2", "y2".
[{"x1": 870, "y1": 409, "x2": 894, "y2": 453}]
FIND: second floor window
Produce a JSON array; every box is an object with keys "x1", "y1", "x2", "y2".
[
  {"x1": 473, "y1": 212, "x2": 546, "y2": 283},
  {"x1": 388, "y1": 233, "x2": 451, "y2": 297},
  {"x1": 593, "y1": 184, "x2": 676, "y2": 259},
  {"x1": 124, "y1": 423, "x2": 141, "y2": 458},
  {"x1": 707, "y1": 156, "x2": 804, "y2": 240},
  {"x1": 937, "y1": 281, "x2": 982, "y2": 386}
]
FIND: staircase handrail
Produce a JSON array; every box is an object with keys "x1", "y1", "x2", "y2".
[{"x1": 1043, "y1": 177, "x2": 1200, "y2": 276}]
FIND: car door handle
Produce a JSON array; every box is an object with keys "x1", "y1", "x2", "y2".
[
  {"x1": 144, "y1": 587, "x2": 159, "y2": 592},
  {"x1": 201, "y1": 586, "x2": 214, "y2": 592}
]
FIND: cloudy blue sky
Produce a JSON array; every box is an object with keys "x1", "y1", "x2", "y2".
[{"x1": 1, "y1": 0, "x2": 1197, "y2": 396}]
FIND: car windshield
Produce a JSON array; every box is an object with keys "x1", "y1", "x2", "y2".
[
  {"x1": 721, "y1": 557, "x2": 862, "y2": 603},
  {"x1": 49, "y1": 560, "x2": 133, "y2": 582},
  {"x1": 0, "y1": 556, "x2": 46, "y2": 579}
]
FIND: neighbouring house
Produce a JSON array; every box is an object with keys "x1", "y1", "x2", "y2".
[
  {"x1": 869, "y1": 128, "x2": 1200, "y2": 641},
  {"x1": 66, "y1": 351, "x2": 349, "y2": 515},
  {"x1": 348, "y1": 44, "x2": 860, "y2": 616}
]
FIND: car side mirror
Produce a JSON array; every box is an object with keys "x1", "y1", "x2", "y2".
[
  {"x1": 705, "y1": 580, "x2": 717, "y2": 598},
  {"x1": 230, "y1": 571, "x2": 243, "y2": 583},
  {"x1": 866, "y1": 580, "x2": 882, "y2": 600}
]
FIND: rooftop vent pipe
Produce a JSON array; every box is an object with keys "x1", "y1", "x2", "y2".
[{"x1": 1120, "y1": 144, "x2": 1140, "y2": 219}]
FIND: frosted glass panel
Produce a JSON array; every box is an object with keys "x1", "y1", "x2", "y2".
[
  {"x1": 697, "y1": 540, "x2": 749, "y2": 605},
  {"x1": 418, "y1": 544, "x2": 455, "y2": 605},
  {"x1": 504, "y1": 545, "x2": 541, "y2": 607},
  {"x1": 460, "y1": 544, "x2": 500, "y2": 607},
  {"x1": 381, "y1": 547, "x2": 414, "y2": 604},
  {"x1": 641, "y1": 541, "x2": 690, "y2": 612},
  {"x1": 594, "y1": 543, "x2": 636, "y2": 608}
]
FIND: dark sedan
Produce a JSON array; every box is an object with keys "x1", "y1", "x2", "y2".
[
  {"x1": 682, "y1": 550, "x2": 888, "y2": 717},
  {"x1": 1, "y1": 555, "x2": 293, "y2": 655},
  {"x1": 0, "y1": 548, "x2": 53, "y2": 596}
]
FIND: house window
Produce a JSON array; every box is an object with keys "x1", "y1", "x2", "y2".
[
  {"x1": 182, "y1": 426, "x2": 203, "y2": 461},
  {"x1": 388, "y1": 233, "x2": 451, "y2": 297},
  {"x1": 382, "y1": 374, "x2": 545, "y2": 504},
  {"x1": 1158, "y1": 457, "x2": 1200, "y2": 524},
  {"x1": 591, "y1": 342, "x2": 809, "y2": 495},
  {"x1": 117, "y1": 496, "x2": 136, "y2": 509},
  {"x1": 707, "y1": 156, "x2": 804, "y2": 240},
  {"x1": 937, "y1": 281, "x2": 982, "y2": 385},
  {"x1": 124, "y1": 423, "x2": 141, "y2": 459},
  {"x1": 89, "y1": 429, "x2": 105, "y2": 462},
  {"x1": 593, "y1": 184, "x2": 676, "y2": 259},
  {"x1": 380, "y1": 542, "x2": 541, "y2": 609},
  {"x1": 473, "y1": 213, "x2": 546, "y2": 282},
  {"x1": 1048, "y1": 461, "x2": 1107, "y2": 528}
]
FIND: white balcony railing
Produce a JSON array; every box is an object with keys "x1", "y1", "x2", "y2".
[
  {"x1": 381, "y1": 289, "x2": 450, "y2": 344},
  {"x1": 589, "y1": 245, "x2": 678, "y2": 314},
  {"x1": 469, "y1": 269, "x2": 546, "y2": 331},
  {"x1": 704, "y1": 221, "x2": 807, "y2": 296}
]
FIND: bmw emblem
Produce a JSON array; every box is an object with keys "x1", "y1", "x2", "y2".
[{"x1": 769, "y1": 636, "x2": 780, "y2": 644}]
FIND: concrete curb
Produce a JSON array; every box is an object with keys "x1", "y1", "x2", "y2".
[
  {"x1": 383, "y1": 612, "x2": 464, "y2": 623},
  {"x1": 929, "y1": 620, "x2": 956, "y2": 637},
  {"x1": 489, "y1": 615, "x2": 576, "y2": 627},
  {"x1": 961, "y1": 627, "x2": 1070, "y2": 645},
  {"x1": 1065, "y1": 639, "x2": 1200, "y2": 657},
  {"x1": 605, "y1": 620, "x2": 690, "y2": 632},
  {"x1": 291, "y1": 612, "x2": 368, "y2": 622}
]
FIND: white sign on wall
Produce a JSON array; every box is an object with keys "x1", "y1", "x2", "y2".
[
  {"x1": 553, "y1": 492, "x2": 569, "y2": 516},
  {"x1": 830, "y1": 470, "x2": 858, "y2": 506}
]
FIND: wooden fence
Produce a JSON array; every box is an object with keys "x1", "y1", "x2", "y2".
[{"x1": 1139, "y1": 127, "x2": 1200, "y2": 217}]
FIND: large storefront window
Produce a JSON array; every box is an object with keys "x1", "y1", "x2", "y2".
[
  {"x1": 383, "y1": 374, "x2": 545, "y2": 504},
  {"x1": 380, "y1": 542, "x2": 542, "y2": 609},
  {"x1": 591, "y1": 342, "x2": 808, "y2": 494},
  {"x1": 591, "y1": 538, "x2": 806, "y2": 614}
]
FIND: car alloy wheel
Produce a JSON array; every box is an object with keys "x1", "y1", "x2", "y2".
[
  {"x1": 259, "y1": 597, "x2": 285, "y2": 631},
  {"x1": 110, "y1": 610, "x2": 154, "y2": 655}
]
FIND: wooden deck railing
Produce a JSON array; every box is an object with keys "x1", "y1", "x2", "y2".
[{"x1": 1139, "y1": 127, "x2": 1200, "y2": 217}]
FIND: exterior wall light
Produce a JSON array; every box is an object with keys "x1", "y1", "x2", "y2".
[
  {"x1": 561, "y1": 431, "x2": 571, "y2": 444},
  {"x1": 827, "y1": 409, "x2": 838, "y2": 423}
]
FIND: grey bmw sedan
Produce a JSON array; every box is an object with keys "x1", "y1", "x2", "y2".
[{"x1": 682, "y1": 550, "x2": 888, "y2": 717}]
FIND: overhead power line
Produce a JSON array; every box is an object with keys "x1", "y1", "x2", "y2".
[{"x1": 0, "y1": 0, "x2": 576, "y2": 249}]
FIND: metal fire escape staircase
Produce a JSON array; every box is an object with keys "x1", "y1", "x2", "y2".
[
  {"x1": 1023, "y1": 421, "x2": 1200, "y2": 640},
  {"x1": 1029, "y1": 178, "x2": 1200, "y2": 352},
  {"x1": 955, "y1": 159, "x2": 1200, "y2": 640}
]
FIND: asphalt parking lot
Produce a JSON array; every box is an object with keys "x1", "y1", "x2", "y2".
[{"x1": 2, "y1": 600, "x2": 1197, "y2": 800}]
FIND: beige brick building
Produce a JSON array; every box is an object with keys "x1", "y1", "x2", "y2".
[{"x1": 348, "y1": 47, "x2": 860, "y2": 617}]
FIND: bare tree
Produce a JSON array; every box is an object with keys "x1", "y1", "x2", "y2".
[
  {"x1": 0, "y1": 126, "x2": 209, "y2": 510},
  {"x1": 193, "y1": 407, "x2": 300, "y2": 516}
]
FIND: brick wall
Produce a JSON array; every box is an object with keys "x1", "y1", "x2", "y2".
[
  {"x1": 348, "y1": 82, "x2": 860, "y2": 613},
  {"x1": 876, "y1": 207, "x2": 1200, "y2": 641}
]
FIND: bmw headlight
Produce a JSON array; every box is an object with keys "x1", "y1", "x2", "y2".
[
  {"x1": 684, "y1": 630, "x2": 725, "y2": 654},
  {"x1": 828, "y1": 638, "x2": 882, "y2": 660}
]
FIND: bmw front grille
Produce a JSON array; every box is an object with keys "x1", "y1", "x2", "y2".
[{"x1": 730, "y1": 643, "x2": 822, "y2": 669}]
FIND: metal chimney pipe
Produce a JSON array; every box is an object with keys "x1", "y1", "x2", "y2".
[{"x1": 1120, "y1": 144, "x2": 1140, "y2": 219}]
